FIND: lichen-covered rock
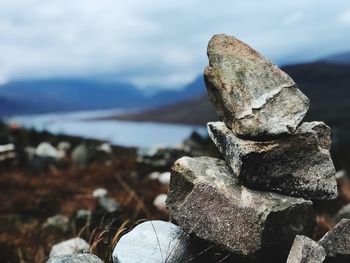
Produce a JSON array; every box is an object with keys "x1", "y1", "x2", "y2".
[
  {"x1": 166, "y1": 156, "x2": 315, "y2": 256},
  {"x1": 47, "y1": 253, "x2": 104, "y2": 263},
  {"x1": 207, "y1": 121, "x2": 337, "y2": 200},
  {"x1": 49, "y1": 238, "x2": 90, "y2": 258},
  {"x1": 286, "y1": 235, "x2": 326, "y2": 263},
  {"x1": 319, "y1": 219, "x2": 350, "y2": 260},
  {"x1": 204, "y1": 34, "x2": 309, "y2": 138},
  {"x1": 112, "y1": 220, "x2": 190, "y2": 263}
]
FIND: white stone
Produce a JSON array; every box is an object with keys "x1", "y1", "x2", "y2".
[
  {"x1": 158, "y1": 172, "x2": 171, "y2": 185},
  {"x1": 112, "y1": 220, "x2": 190, "y2": 263},
  {"x1": 92, "y1": 188, "x2": 108, "y2": 198},
  {"x1": 36, "y1": 142, "x2": 62, "y2": 159},
  {"x1": 49, "y1": 237, "x2": 90, "y2": 258},
  {"x1": 153, "y1": 194, "x2": 167, "y2": 211}
]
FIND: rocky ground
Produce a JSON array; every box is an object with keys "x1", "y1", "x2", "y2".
[
  {"x1": 0, "y1": 122, "x2": 349, "y2": 262},
  {"x1": 0, "y1": 122, "x2": 221, "y2": 262}
]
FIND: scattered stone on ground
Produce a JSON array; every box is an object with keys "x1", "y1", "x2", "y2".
[
  {"x1": 72, "y1": 144, "x2": 89, "y2": 166},
  {"x1": 334, "y1": 204, "x2": 350, "y2": 223},
  {"x1": 204, "y1": 34, "x2": 309, "y2": 138},
  {"x1": 335, "y1": 170, "x2": 347, "y2": 180},
  {"x1": 57, "y1": 141, "x2": 71, "y2": 152},
  {"x1": 97, "y1": 143, "x2": 112, "y2": 154},
  {"x1": 49, "y1": 237, "x2": 90, "y2": 258},
  {"x1": 207, "y1": 121, "x2": 337, "y2": 200},
  {"x1": 112, "y1": 220, "x2": 190, "y2": 263},
  {"x1": 318, "y1": 219, "x2": 350, "y2": 259},
  {"x1": 166, "y1": 156, "x2": 315, "y2": 256},
  {"x1": 75, "y1": 209, "x2": 92, "y2": 228},
  {"x1": 92, "y1": 188, "x2": 108, "y2": 198},
  {"x1": 42, "y1": 214, "x2": 69, "y2": 233},
  {"x1": 97, "y1": 196, "x2": 120, "y2": 213},
  {"x1": 158, "y1": 171, "x2": 171, "y2": 185},
  {"x1": 153, "y1": 193, "x2": 167, "y2": 211},
  {"x1": 148, "y1": 171, "x2": 161, "y2": 180},
  {"x1": 36, "y1": 142, "x2": 62, "y2": 159},
  {"x1": 286, "y1": 235, "x2": 326, "y2": 263},
  {"x1": 47, "y1": 253, "x2": 104, "y2": 263}
]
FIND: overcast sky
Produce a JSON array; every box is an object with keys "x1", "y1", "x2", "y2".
[{"x1": 0, "y1": 0, "x2": 350, "y2": 88}]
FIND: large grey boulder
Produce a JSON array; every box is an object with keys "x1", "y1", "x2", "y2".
[
  {"x1": 112, "y1": 220, "x2": 190, "y2": 263},
  {"x1": 204, "y1": 34, "x2": 309, "y2": 138},
  {"x1": 319, "y1": 219, "x2": 350, "y2": 260},
  {"x1": 207, "y1": 121, "x2": 337, "y2": 200},
  {"x1": 286, "y1": 235, "x2": 326, "y2": 263},
  {"x1": 47, "y1": 253, "x2": 103, "y2": 263},
  {"x1": 49, "y1": 237, "x2": 90, "y2": 258},
  {"x1": 166, "y1": 156, "x2": 315, "y2": 256}
]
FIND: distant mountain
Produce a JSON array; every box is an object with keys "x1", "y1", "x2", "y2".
[
  {"x1": 111, "y1": 62, "x2": 350, "y2": 130},
  {"x1": 1, "y1": 50, "x2": 350, "y2": 118},
  {"x1": 322, "y1": 52, "x2": 350, "y2": 64},
  {"x1": 0, "y1": 77, "x2": 205, "y2": 117},
  {"x1": 104, "y1": 95, "x2": 217, "y2": 125},
  {"x1": 0, "y1": 79, "x2": 146, "y2": 116},
  {"x1": 148, "y1": 75, "x2": 205, "y2": 105}
]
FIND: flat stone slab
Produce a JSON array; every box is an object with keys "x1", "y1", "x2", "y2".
[
  {"x1": 287, "y1": 235, "x2": 326, "y2": 263},
  {"x1": 319, "y1": 219, "x2": 350, "y2": 260},
  {"x1": 166, "y1": 156, "x2": 315, "y2": 256},
  {"x1": 207, "y1": 121, "x2": 337, "y2": 200},
  {"x1": 112, "y1": 220, "x2": 190, "y2": 263},
  {"x1": 204, "y1": 34, "x2": 309, "y2": 138}
]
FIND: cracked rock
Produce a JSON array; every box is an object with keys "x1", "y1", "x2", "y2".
[
  {"x1": 319, "y1": 219, "x2": 350, "y2": 260},
  {"x1": 207, "y1": 121, "x2": 337, "y2": 200},
  {"x1": 286, "y1": 235, "x2": 326, "y2": 263},
  {"x1": 204, "y1": 34, "x2": 309, "y2": 138},
  {"x1": 166, "y1": 156, "x2": 315, "y2": 256}
]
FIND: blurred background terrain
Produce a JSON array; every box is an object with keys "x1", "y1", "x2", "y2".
[{"x1": 0, "y1": 0, "x2": 350, "y2": 262}]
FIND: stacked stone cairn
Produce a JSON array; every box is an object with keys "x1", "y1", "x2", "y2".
[{"x1": 166, "y1": 34, "x2": 341, "y2": 262}]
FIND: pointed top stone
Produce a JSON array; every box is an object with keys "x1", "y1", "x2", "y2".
[{"x1": 204, "y1": 34, "x2": 310, "y2": 138}]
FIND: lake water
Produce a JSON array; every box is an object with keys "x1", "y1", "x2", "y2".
[{"x1": 6, "y1": 109, "x2": 206, "y2": 148}]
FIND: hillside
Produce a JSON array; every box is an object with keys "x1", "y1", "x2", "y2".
[
  {"x1": 103, "y1": 95, "x2": 218, "y2": 125},
  {"x1": 0, "y1": 77, "x2": 204, "y2": 117},
  {"x1": 107, "y1": 62, "x2": 350, "y2": 126}
]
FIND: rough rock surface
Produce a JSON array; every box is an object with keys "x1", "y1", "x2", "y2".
[
  {"x1": 319, "y1": 219, "x2": 350, "y2": 259},
  {"x1": 286, "y1": 235, "x2": 326, "y2": 263},
  {"x1": 207, "y1": 121, "x2": 337, "y2": 200},
  {"x1": 49, "y1": 238, "x2": 90, "y2": 258},
  {"x1": 204, "y1": 34, "x2": 309, "y2": 138},
  {"x1": 47, "y1": 253, "x2": 103, "y2": 263},
  {"x1": 112, "y1": 220, "x2": 190, "y2": 263},
  {"x1": 166, "y1": 156, "x2": 315, "y2": 256}
]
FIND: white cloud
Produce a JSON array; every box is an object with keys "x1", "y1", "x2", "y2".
[
  {"x1": 338, "y1": 9, "x2": 350, "y2": 25},
  {"x1": 282, "y1": 11, "x2": 304, "y2": 27},
  {"x1": 0, "y1": 0, "x2": 350, "y2": 88}
]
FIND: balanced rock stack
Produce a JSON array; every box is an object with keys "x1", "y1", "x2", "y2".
[{"x1": 166, "y1": 34, "x2": 338, "y2": 260}]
